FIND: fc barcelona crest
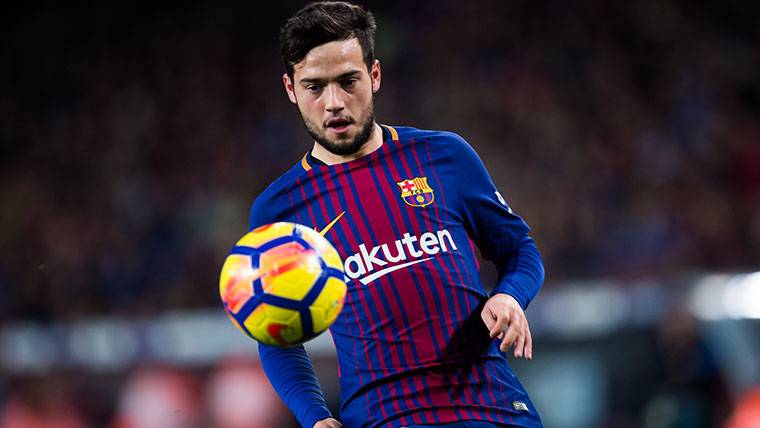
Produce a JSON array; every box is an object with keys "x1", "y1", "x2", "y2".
[{"x1": 396, "y1": 177, "x2": 435, "y2": 207}]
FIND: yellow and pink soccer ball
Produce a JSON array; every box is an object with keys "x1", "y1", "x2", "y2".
[{"x1": 219, "y1": 222, "x2": 347, "y2": 346}]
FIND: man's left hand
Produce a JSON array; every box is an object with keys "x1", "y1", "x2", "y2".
[{"x1": 480, "y1": 293, "x2": 533, "y2": 359}]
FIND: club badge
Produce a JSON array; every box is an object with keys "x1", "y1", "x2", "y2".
[{"x1": 396, "y1": 177, "x2": 434, "y2": 208}]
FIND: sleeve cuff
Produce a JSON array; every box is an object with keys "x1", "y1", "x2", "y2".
[
  {"x1": 301, "y1": 404, "x2": 332, "y2": 428},
  {"x1": 492, "y1": 278, "x2": 530, "y2": 309}
]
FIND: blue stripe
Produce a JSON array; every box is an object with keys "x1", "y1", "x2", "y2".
[
  {"x1": 385, "y1": 138, "x2": 480, "y2": 422},
  {"x1": 337, "y1": 162, "x2": 408, "y2": 421}
]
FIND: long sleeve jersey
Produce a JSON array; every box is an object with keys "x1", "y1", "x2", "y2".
[{"x1": 249, "y1": 125, "x2": 544, "y2": 428}]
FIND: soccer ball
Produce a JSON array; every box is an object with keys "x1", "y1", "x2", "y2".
[{"x1": 219, "y1": 222, "x2": 347, "y2": 346}]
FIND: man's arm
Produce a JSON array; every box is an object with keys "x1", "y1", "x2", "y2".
[
  {"x1": 258, "y1": 343, "x2": 337, "y2": 427},
  {"x1": 447, "y1": 134, "x2": 545, "y2": 358}
]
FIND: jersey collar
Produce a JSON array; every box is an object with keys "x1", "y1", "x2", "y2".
[{"x1": 300, "y1": 124, "x2": 399, "y2": 171}]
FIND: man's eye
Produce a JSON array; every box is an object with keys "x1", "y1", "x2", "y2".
[
  {"x1": 306, "y1": 85, "x2": 322, "y2": 93},
  {"x1": 341, "y1": 79, "x2": 357, "y2": 88}
]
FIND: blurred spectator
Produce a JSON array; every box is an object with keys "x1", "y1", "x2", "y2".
[
  {"x1": 642, "y1": 308, "x2": 729, "y2": 428},
  {"x1": 0, "y1": 389, "x2": 87, "y2": 428},
  {"x1": 724, "y1": 387, "x2": 760, "y2": 428},
  {"x1": 111, "y1": 366, "x2": 203, "y2": 428},
  {"x1": 207, "y1": 355, "x2": 288, "y2": 428}
]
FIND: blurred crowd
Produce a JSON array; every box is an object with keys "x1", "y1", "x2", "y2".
[
  {"x1": 2, "y1": 1, "x2": 760, "y2": 319},
  {"x1": 0, "y1": 356, "x2": 292, "y2": 428}
]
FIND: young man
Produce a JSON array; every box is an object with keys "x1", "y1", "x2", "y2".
[{"x1": 250, "y1": 2, "x2": 545, "y2": 427}]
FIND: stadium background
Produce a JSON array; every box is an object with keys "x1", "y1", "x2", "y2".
[{"x1": 2, "y1": 0, "x2": 759, "y2": 427}]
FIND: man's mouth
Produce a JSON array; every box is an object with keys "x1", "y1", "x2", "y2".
[{"x1": 325, "y1": 118, "x2": 352, "y2": 133}]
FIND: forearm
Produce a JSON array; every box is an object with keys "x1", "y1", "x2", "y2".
[
  {"x1": 491, "y1": 235, "x2": 545, "y2": 309},
  {"x1": 259, "y1": 343, "x2": 332, "y2": 427}
]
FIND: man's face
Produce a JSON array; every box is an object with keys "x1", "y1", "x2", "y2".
[{"x1": 283, "y1": 38, "x2": 381, "y2": 156}]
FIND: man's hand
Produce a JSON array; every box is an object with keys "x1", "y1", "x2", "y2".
[
  {"x1": 314, "y1": 418, "x2": 342, "y2": 428},
  {"x1": 480, "y1": 293, "x2": 533, "y2": 359}
]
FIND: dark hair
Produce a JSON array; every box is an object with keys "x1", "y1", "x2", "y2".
[{"x1": 280, "y1": 1, "x2": 376, "y2": 77}]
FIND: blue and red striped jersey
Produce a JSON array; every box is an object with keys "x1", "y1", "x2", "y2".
[{"x1": 250, "y1": 125, "x2": 544, "y2": 428}]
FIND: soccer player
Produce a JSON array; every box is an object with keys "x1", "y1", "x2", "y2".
[{"x1": 249, "y1": 2, "x2": 545, "y2": 427}]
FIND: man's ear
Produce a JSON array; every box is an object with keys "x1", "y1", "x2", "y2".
[
  {"x1": 283, "y1": 73, "x2": 297, "y2": 104},
  {"x1": 370, "y1": 59, "x2": 381, "y2": 93}
]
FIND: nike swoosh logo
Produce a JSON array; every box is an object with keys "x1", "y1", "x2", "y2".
[
  {"x1": 359, "y1": 257, "x2": 432, "y2": 285},
  {"x1": 317, "y1": 211, "x2": 345, "y2": 237}
]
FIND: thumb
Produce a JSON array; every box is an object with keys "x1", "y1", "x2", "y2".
[{"x1": 480, "y1": 305, "x2": 496, "y2": 331}]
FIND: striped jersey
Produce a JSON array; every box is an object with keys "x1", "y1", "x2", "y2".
[{"x1": 250, "y1": 125, "x2": 544, "y2": 428}]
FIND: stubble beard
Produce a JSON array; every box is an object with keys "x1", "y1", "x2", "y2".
[{"x1": 300, "y1": 104, "x2": 376, "y2": 156}]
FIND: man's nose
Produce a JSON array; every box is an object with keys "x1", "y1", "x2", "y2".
[{"x1": 324, "y1": 84, "x2": 345, "y2": 112}]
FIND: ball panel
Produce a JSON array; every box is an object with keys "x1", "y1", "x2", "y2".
[
  {"x1": 219, "y1": 254, "x2": 256, "y2": 314},
  {"x1": 309, "y1": 277, "x2": 347, "y2": 334},
  {"x1": 259, "y1": 243, "x2": 321, "y2": 302},
  {"x1": 244, "y1": 304, "x2": 303, "y2": 346},
  {"x1": 262, "y1": 267, "x2": 320, "y2": 302},
  {"x1": 320, "y1": 247, "x2": 343, "y2": 272}
]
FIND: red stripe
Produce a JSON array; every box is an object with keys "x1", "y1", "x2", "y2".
[
  {"x1": 421, "y1": 139, "x2": 502, "y2": 421},
  {"x1": 468, "y1": 237, "x2": 481, "y2": 271},
  {"x1": 332, "y1": 165, "x2": 403, "y2": 422},
  {"x1": 313, "y1": 169, "x2": 391, "y2": 422},
  {"x1": 370, "y1": 143, "x2": 441, "y2": 424},
  {"x1": 317, "y1": 170, "x2": 359, "y2": 370},
  {"x1": 295, "y1": 177, "x2": 319, "y2": 231},
  {"x1": 390, "y1": 139, "x2": 476, "y2": 421},
  {"x1": 287, "y1": 188, "x2": 304, "y2": 226}
]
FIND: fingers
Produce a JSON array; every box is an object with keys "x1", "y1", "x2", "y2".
[
  {"x1": 498, "y1": 316, "x2": 533, "y2": 360},
  {"x1": 512, "y1": 328, "x2": 526, "y2": 358},
  {"x1": 481, "y1": 305, "x2": 510, "y2": 339},
  {"x1": 480, "y1": 307, "x2": 496, "y2": 332},
  {"x1": 489, "y1": 313, "x2": 510, "y2": 339},
  {"x1": 525, "y1": 324, "x2": 533, "y2": 359},
  {"x1": 499, "y1": 321, "x2": 519, "y2": 352}
]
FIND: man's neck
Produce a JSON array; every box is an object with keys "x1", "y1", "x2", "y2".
[{"x1": 310, "y1": 123, "x2": 383, "y2": 165}]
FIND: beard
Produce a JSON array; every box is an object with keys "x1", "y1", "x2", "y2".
[{"x1": 299, "y1": 104, "x2": 376, "y2": 156}]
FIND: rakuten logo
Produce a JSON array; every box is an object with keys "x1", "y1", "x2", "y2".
[{"x1": 344, "y1": 229, "x2": 458, "y2": 285}]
